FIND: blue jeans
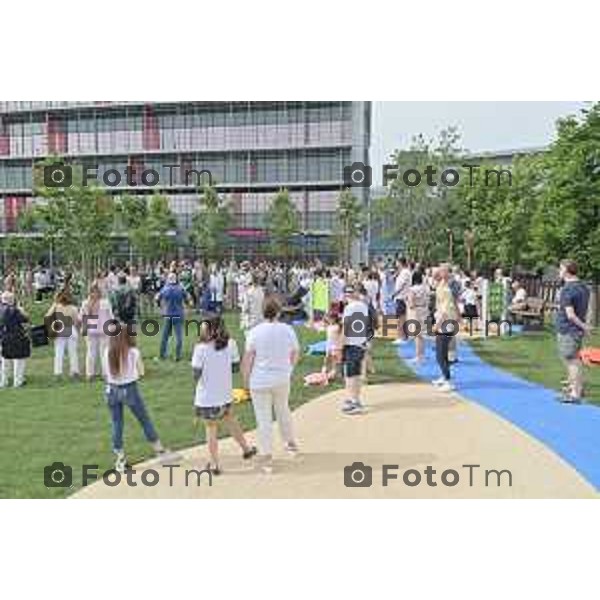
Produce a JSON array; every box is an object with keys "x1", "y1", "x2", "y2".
[
  {"x1": 105, "y1": 381, "x2": 158, "y2": 453},
  {"x1": 160, "y1": 316, "x2": 183, "y2": 360}
]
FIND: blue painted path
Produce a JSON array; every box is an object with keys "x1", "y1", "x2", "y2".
[{"x1": 396, "y1": 338, "x2": 600, "y2": 490}]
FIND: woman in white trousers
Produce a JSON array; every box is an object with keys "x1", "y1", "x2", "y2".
[
  {"x1": 46, "y1": 291, "x2": 81, "y2": 379},
  {"x1": 80, "y1": 283, "x2": 114, "y2": 381},
  {"x1": 242, "y1": 296, "x2": 300, "y2": 474}
]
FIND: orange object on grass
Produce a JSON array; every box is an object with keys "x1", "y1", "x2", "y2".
[{"x1": 579, "y1": 347, "x2": 600, "y2": 366}]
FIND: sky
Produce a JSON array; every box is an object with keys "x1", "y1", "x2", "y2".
[{"x1": 371, "y1": 101, "x2": 589, "y2": 183}]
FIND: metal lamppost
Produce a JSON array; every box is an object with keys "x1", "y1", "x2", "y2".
[
  {"x1": 446, "y1": 228, "x2": 454, "y2": 264},
  {"x1": 464, "y1": 229, "x2": 475, "y2": 272}
]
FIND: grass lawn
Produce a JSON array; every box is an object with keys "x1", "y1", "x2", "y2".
[
  {"x1": 470, "y1": 328, "x2": 600, "y2": 405},
  {"x1": 0, "y1": 307, "x2": 415, "y2": 499}
]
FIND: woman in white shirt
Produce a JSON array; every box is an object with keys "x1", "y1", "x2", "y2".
[
  {"x1": 242, "y1": 296, "x2": 300, "y2": 474},
  {"x1": 191, "y1": 315, "x2": 256, "y2": 475},
  {"x1": 102, "y1": 329, "x2": 167, "y2": 473},
  {"x1": 406, "y1": 270, "x2": 429, "y2": 364}
]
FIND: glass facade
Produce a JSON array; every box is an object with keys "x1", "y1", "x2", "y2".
[{"x1": 0, "y1": 101, "x2": 370, "y2": 255}]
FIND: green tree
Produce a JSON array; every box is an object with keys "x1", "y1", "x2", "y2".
[
  {"x1": 33, "y1": 158, "x2": 115, "y2": 281},
  {"x1": 118, "y1": 194, "x2": 151, "y2": 259},
  {"x1": 372, "y1": 127, "x2": 463, "y2": 261},
  {"x1": 334, "y1": 188, "x2": 365, "y2": 263},
  {"x1": 265, "y1": 188, "x2": 300, "y2": 259},
  {"x1": 189, "y1": 184, "x2": 232, "y2": 260},
  {"x1": 450, "y1": 155, "x2": 542, "y2": 271},
  {"x1": 147, "y1": 194, "x2": 177, "y2": 260},
  {"x1": 530, "y1": 103, "x2": 600, "y2": 278}
]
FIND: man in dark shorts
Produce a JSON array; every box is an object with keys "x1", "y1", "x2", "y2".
[
  {"x1": 556, "y1": 259, "x2": 591, "y2": 404},
  {"x1": 340, "y1": 285, "x2": 370, "y2": 415}
]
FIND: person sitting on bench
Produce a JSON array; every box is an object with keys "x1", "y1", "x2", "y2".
[{"x1": 509, "y1": 280, "x2": 527, "y2": 312}]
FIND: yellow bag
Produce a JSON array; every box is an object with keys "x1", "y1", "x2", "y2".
[{"x1": 233, "y1": 388, "x2": 251, "y2": 404}]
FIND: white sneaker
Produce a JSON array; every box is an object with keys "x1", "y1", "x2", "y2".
[
  {"x1": 285, "y1": 442, "x2": 300, "y2": 457},
  {"x1": 341, "y1": 399, "x2": 355, "y2": 412},
  {"x1": 437, "y1": 381, "x2": 455, "y2": 393},
  {"x1": 115, "y1": 453, "x2": 127, "y2": 474},
  {"x1": 345, "y1": 401, "x2": 366, "y2": 415},
  {"x1": 432, "y1": 377, "x2": 445, "y2": 387}
]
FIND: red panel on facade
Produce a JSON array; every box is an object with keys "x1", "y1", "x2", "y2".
[
  {"x1": 128, "y1": 156, "x2": 144, "y2": 186},
  {"x1": 0, "y1": 116, "x2": 8, "y2": 156},
  {"x1": 47, "y1": 114, "x2": 67, "y2": 154},
  {"x1": 143, "y1": 105, "x2": 160, "y2": 151}
]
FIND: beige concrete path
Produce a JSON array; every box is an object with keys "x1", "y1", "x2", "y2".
[{"x1": 73, "y1": 383, "x2": 597, "y2": 499}]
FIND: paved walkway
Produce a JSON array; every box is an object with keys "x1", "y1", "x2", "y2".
[
  {"x1": 73, "y1": 382, "x2": 596, "y2": 499},
  {"x1": 397, "y1": 337, "x2": 600, "y2": 490}
]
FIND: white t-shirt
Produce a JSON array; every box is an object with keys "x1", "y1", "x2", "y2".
[
  {"x1": 330, "y1": 276, "x2": 346, "y2": 302},
  {"x1": 127, "y1": 275, "x2": 141, "y2": 292},
  {"x1": 191, "y1": 339, "x2": 240, "y2": 407},
  {"x1": 363, "y1": 279, "x2": 379, "y2": 307},
  {"x1": 342, "y1": 299, "x2": 370, "y2": 347},
  {"x1": 245, "y1": 322, "x2": 300, "y2": 389},
  {"x1": 33, "y1": 271, "x2": 44, "y2": 290},
  {"x1": 106, "y1": 272, "x2": 119, "y2": 293},
  {"x1": 513, "y1": 288, "x2": 527, "y2": 304},
  {"x1": 103, "y1": 347, "x2": 142, "y2": 385},
  {"x1": 394, "y1": 268, "x2": 412, "y2": 300},
  {"x1": 461, "y1": 288, "x2": 477, "y2": 306},
  {"x1": 80, "y1": 298, "x2": 114, "y2": 336}
]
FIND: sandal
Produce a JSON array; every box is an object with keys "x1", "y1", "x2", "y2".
[
  {"x1": 205, "y1": 462, "x2": 222, "y2": 476},
  {"x1": 243, "y1": 446, "x2": 258, "y2": 460}
]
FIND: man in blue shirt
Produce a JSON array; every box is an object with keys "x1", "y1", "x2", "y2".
[
  {"x1": 556, "y1": 259, "x2": 591, "y2": 404},
  {"x1": 156, "y1": 273, "x2": 189, "y2": 361}
]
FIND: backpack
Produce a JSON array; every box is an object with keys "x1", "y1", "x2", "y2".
[{"x1": 114, "y1": 288, "x2": 136, "y2": 323}]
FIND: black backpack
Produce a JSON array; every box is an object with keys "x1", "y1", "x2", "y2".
[{"x1": 115, "y1": 289, "x2": 136, "y2": 323}]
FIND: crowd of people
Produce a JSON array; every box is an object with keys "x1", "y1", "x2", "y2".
[{"x1": 0, "y1": 254, "x2": 593, "y2": 476}]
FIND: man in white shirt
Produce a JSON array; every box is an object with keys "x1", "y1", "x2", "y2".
[{"x1": 340, "y1": 285, "x2": 370, "y2": 415}]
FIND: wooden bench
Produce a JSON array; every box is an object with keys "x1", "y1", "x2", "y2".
[{"x1": 510, "y1": 297, "x2": 546, "y2": 330}]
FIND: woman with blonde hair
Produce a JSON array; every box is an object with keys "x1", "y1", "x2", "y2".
[
  {"x1": 80, "y1": 283, "x2": 114, "y2": 381},
  {"x1": 45, "y1": 290, "x2": 80, "y2": 379}
]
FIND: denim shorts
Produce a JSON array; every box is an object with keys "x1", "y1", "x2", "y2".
[
  {"x1": 195, "y1": 403, "x2": 232, "y2": 421},
  {"x1": 342, "y1": 345, "x2": 365, "y2": 378},
  {"x1": 557, "y1": 334, "x2": 582, "y2": 361}
]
